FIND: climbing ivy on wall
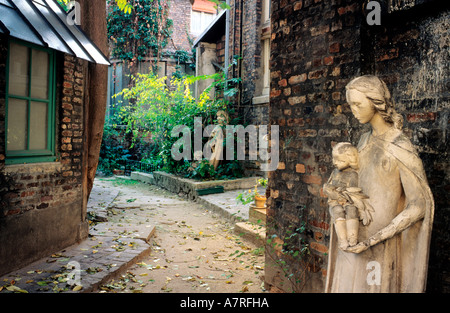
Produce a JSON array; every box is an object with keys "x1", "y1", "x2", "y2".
[{"x1": 107, "y1": 0, "x2": 173, "y2": 69}]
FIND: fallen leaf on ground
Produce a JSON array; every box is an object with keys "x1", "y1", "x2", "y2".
[
  {"x1": 73, "y1": 285, "x2": 83, "y2": 291},
  {"x1": 6, "y1": 285, "x2": 28, "y2": 293}
]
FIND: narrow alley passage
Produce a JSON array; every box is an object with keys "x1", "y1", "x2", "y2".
[{"x1": 93, "y1": 177, "x2": 266, "y2": 293}]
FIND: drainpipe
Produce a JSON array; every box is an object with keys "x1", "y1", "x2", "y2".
[
  {"x1": 225, "y1": 0, "x2": 230, "y2": 75},
  {"x1": 238, "y1": 0, "x2": 243, "y2": 109}
]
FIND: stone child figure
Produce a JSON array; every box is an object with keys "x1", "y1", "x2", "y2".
[{"x1": 324, "y1": 142, "x2": 373, "y2": 250}]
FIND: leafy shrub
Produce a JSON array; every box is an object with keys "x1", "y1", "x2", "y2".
[
  {"x1": 97, "y1": 124, "x2": 132, "y2": 176},
  {"x1": 112, "y1": 63, "x2": 244, "y2": 180}
]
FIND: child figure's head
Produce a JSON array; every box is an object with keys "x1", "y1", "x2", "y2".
[{"x1": 332, "y1": 142, "x2": 359, "y2": 170}]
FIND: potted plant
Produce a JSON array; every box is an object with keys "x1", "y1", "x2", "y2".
[{"x1": 236, "y1": 178, "x2": 268, "y2": 208}]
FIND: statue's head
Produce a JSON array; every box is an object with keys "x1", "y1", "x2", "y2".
[
  {"x1": 216, "y1": 110, "x2": 229, "y2": 125},
  {"x1": 332, "y1": 142, "x2": 359, "y2": 170},
  {"x1": 345, "y1": 75, "x2": 403, "y2": 130}
]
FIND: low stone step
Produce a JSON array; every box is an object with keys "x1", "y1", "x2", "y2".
[
  {"x1": 249, "y1": 207, "x2": 267, "y2": 226},
  {"x1": 234, "y1": 222, "x2": 266, "y2": 246},
  {"x1": 90, "y1": 221, "x2": 156, "y2": 244}
]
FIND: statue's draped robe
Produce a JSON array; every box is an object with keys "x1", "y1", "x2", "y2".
[{"x1": 325, "y1": 128, "x2": 434, "y2": 292}]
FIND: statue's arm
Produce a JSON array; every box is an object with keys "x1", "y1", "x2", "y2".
[
  {"x1": 366, "y1": 204, "x2": 425, "y2": 249},
  {"x1": 323, "y1": 171, "x2": 341, "y2": 200}
]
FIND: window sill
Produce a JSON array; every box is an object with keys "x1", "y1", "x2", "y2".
[
  {"x1": 4, "y1": 159, "x2": 61, "y2": 174},
  {"x1": 252, "y1": 95, "x2": 269, "y2": 105}
]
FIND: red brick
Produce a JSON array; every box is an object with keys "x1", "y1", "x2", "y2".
[
  {"x1": 376, "y1": 48, "x2": 399, "y2": 61},
  {"x1": 62, "y1": 137, "x2": 71, "y2": 144},
  {"x1": 406, "y1": 112, "x2": 437, "y2": 123},
  {"x1": 21, "y1": 191, "x2": 35, "y2": 198},
  {"x1": 271, "y1": 89, "x2": 282, "y2": 97},
  {"x1": 294, "y1": 1, "x2": 303, "y2": 11},
  {"x1": 323, "y1": 56, "x2": 334, "y2": 65},
  {"x1": 5, "y1": 208, "x2": 21, "y2": 216},
  {"x1": 288, "y1": 73, "x2": 307, "y2": 85},
  {"x1": 309, "y1": 220, "x2": 330, "y2": 231},
  {"x1": 278, "y1": 79, "x2": 288, "y2": 87},
  {"x1": 296, "y1": 163, "x2": 306, "y2": 173},
  {"x1": 332, "y1": 91, "x2": 341, "y2": 101},
  {"x1": 62, "y1": 103, "x2": 73, "y2": 110},
  {"x1": 63, "y1": 82, "x2": 72, "y2": 89},
  {"x1": 288, "y1": 96, "x2": 306, "y2": 105},
  {"x1": 298, "y1": 129, "x2": 317, "y2": 137},
  {"x1": 329, "y1": 42, "x2": 340, "y2": 53},
  {"x1": 310, "y1": 242, "x2": 328, "y2": 254},
  {"x1": 61, "y1": 144, "x2": 73, "y2": 151},
  {"x1": 302, "y1": 175, "x2": 322, "y2": 185},
  {"x1": 314, "y1": 232, "x2": 324, "y2": 242},
  {"x1": 308, "y1": 69, "x2": 325, "y2": 80}
]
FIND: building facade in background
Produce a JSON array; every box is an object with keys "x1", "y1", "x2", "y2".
[
  {"x1": 193, "y1": 0, "x2": 272, "y2": 176},
  {"x1": 107, "y1": 0, "x2": 218, "y2": 114}
]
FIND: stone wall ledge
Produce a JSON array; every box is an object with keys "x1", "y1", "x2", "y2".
[{"x1": 131, "y1": 171, "x2": 262, "y2": 200}]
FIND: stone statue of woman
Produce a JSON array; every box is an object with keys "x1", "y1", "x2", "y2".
[
  {"x1": 325, "y1": 75, "x2": 434, "y2": 293},
  {"x1": 209, "y1": 110, "x2": 229, "y2": 170}
]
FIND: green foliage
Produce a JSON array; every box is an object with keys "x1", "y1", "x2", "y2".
[
  {"x1": 97, "y1": 124, "x2": 132, "y2": 176},
  {"x1": 107, "y1": 0, "x2": 172, "y2": 63},
  {"x1": 110, "y1": 61, "x2": 243, "y2": 180},
  {"x1": 208, "y1": 0, "x2": 231, "y2": 10},
  {"x1": 265, "y1": 206, "x2": 316, "y2": 292},
  {"x1": 116, "y1": 0, "x2": 133, "y2": 13},
  {"x1": 187, "y1": 159, "x2": 216, "y2": 180},
  {"x1": 57, "y1": 0, "x2": 133, "y2": 13},
  {"x1": 172, "y1": 50, "x2": 195, "y2": 79},
  {"x1": 236, "y1": 190, "x2": 255, "y2": 205},
  {"x1": 236, "y1": 178, "x2": 268, "y2": 205},
  {"x1": 56, "y1": 0, "x2": 69, "y2": 11},
  {"x1": 0, "y1": 167, "x2": 17, "y2": 210}
]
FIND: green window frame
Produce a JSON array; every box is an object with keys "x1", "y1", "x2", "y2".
[{"x1": 5, "y1": 39, "x2": 56, "y2": 165}]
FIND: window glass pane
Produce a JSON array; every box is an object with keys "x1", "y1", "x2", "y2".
[
  {"x1": 29, "y1": 101, "x2": 48, "y2": 150},
  {"x1": 191, "y1": 11, "x2": 201, "y2": 34},
  {"x1": 7, "y1": 98, "x2": 28, "y2": 151},
  {"x1": 8, "y1": 43, "x2": 29, "y2": 96},
  {"x1": 30, "y1": 49, "x2": 49, "y2": 99}
]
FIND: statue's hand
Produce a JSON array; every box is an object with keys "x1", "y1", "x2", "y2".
[{"x1": 344, "y1": 241, "x2": 369, "y2": 254}]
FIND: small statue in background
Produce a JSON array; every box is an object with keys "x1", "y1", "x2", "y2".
[{"x1": 209, "y1": 110, "x2": 229, "y2": 170}]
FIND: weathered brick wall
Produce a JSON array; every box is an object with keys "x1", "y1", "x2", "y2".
[
  {"x1": 0, "y1": 35, "x2": 6, "y2": 164},
  {"x1": 241, "y1": 0, "x2": 262, "y2": 106},
  {"x1": 0, "y1": 34, "x2": 88, "y2": 275},
  {"x1": 167, "y1": 0, "x2": 193, "y2": 53},
  {"x1": 360, "y1": 3, "x2": 449, "y2": 293},
  {"x1": 266, "y1": 0, "x2": 363, "y2": 293},
  {"x1": 216, "y1": 34, "x2": 226, "y2": 66},
  {"x1": 222, "y1": 0, "x2": 269, "y2": 176},
  {"x1": 267, "y1": 0, "x2": 449, "y2": 292}
]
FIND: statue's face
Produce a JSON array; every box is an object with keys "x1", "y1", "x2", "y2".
[
  {"x1": 346, "y1": 89, "x2": 376, "y2": 124},
  {"x1": 332, "y1": 153, "x2": 350, "y2": 170}
]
